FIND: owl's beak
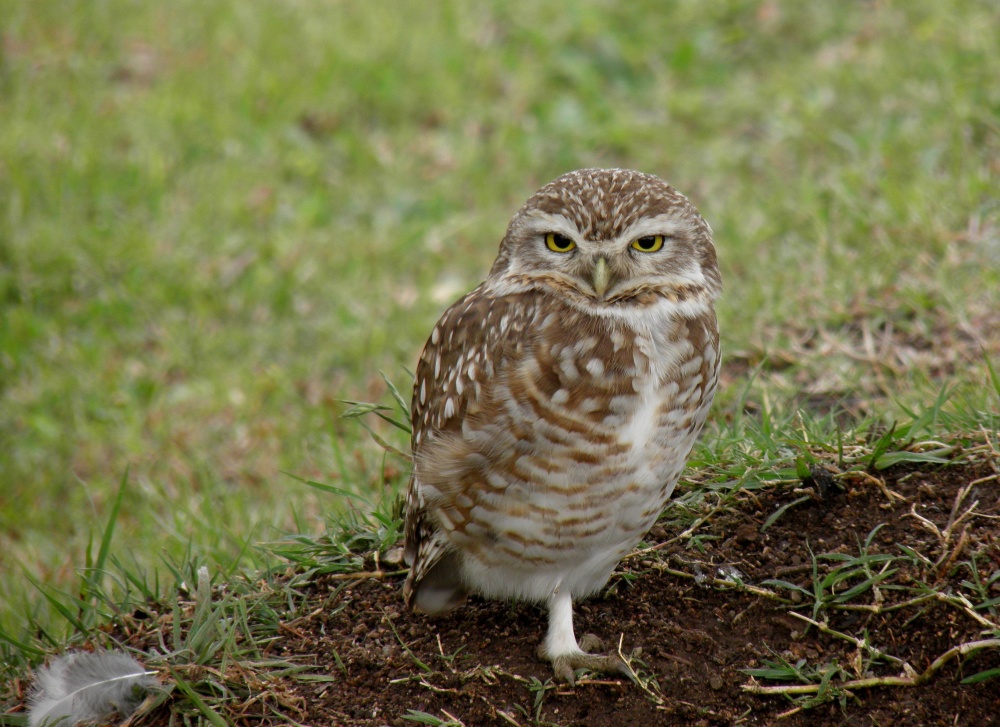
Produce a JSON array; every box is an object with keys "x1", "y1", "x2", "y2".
[{"x1": 592, "y1": 257, "x2": 610, "y2": 298}]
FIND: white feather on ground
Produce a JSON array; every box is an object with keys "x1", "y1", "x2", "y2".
[{"x1": 28, "y1": 650, "x2": 157, "y2": 727}]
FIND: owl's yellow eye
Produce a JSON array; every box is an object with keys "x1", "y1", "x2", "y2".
[
  {"x1": 545, "y1": 232, "x2": 576, "y2": 253},
  {"x1": 631, "y1": 235, "x2": 665, "y2": 252}
]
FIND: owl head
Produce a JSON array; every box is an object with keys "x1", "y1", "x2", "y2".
[{"x1": 488, "y1": 168, "x2": 721, "y2": 314}]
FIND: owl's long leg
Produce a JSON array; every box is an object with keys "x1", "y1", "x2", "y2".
[{"x1": 538, "y1": 588, "x2": 630, "y2": 685}]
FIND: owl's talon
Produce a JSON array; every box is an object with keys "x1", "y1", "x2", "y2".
[
  {"x1": 578, "y1": 633, "x2": 605, "y2": 652},
  {"x1": 552, "y1": 655, "x2": 578, "y2": 686},
  {"x1": 549, "y1": 648, "x2": 632, "y2": 685}
]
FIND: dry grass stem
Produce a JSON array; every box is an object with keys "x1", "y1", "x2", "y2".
[{"x1": 743, "y1": 639, "x2": 1000, "y2": 696}]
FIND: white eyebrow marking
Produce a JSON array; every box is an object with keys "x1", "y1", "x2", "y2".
[
  {"x1": 521, "y1": 212, "x2": 581, "y2": 242},
  {"x1": 618, "y1": 214, "x2": 692, "y2": 243}
]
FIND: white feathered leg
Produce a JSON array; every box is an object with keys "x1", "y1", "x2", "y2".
[{"x1": 537, "y1": 587, "x2": 630, "y2": 684}]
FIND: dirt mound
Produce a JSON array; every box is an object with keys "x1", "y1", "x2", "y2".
[{"x1": 267, "y1": 459, "x2": 999, "y2": 726}]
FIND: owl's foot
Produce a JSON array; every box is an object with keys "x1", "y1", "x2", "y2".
[
  {"x1": 538, "y1": 634, "x2": 632, "y2": 685},
  {"x1": 542, "y1": 590, "x2": 634, "y2": 685}
]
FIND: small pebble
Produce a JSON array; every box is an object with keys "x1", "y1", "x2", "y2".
[{"x1": 382, "y1": 547, "x2": 405, "y2": 565}]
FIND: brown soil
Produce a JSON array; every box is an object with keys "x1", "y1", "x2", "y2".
[{"x1": 267, "y1": 459, "x2": 1000, "y2": 727}]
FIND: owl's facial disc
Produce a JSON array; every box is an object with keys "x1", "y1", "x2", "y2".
[{"x1": 498, "y1": 205, "x2": 717, "y2": 308}]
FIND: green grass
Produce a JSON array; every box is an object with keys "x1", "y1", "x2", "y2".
[{"x1": 0, "y1": 0, "x2": 998, "y2": 692}]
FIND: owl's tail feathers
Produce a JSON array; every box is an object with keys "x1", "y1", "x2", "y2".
[{"x1": 404, "y1": 549, "x2": 468, "y2": 615}]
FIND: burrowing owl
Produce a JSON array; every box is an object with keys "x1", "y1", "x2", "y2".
[{"x1": 404, "y1": 168, "x2": 721, "y2": 683}]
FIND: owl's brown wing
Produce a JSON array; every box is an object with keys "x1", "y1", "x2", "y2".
[{"x1": 403, "y1": 284, "x2": 540, "y2": 613}]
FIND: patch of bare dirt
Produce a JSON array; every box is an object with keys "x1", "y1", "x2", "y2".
[{"x1": 268, "y1": 459, "x2": 1000, "y2": 726}]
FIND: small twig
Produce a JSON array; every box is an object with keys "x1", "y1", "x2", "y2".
[
  {"x1": 935, "y1": 591, "x2": 999, "y2": 630},
  {"x1": 828, "y1": 589, "x2": 998, "y2": 630},
  {"x1": 840, "y1": 470, "x2": 905, "y2": 504},
  {"x1": 936, "y1": 524, "x2": 972, "y2": 575},
  {"x1": 496, "y1": 711, "x2": 524, "y2": 727},
  {"x1": 983, "y1": 426, "x2": 1000, "y2": 459},
  {"x1": 627, "y1": 505, "x2": 725, "y2": 559},
  {"x1": 278, "y1": 622, "x2": 308, "y2": 639},
  {"x1": 775, "y1": 704, "x2": 805, "y2": 720},
  {"x1": 904, "y1": 478, "x2": 984, "y2": 571},
  {"x1": 743, "y1": 638, "x2": 1000, "y2": 695},
  {"x1": 905, "y1": 504, "x2": 944, "y2": 545},
  {"x1": 653, "y1": 562, "x2": 793, "y2": 604},
  {"x1": 773, "y1": 563, "x2": 815, "y2": 578},
  {"x1": 908, "y1": 440, "x2": 955, "y2": 452},
  {"x1": 282, "y1": 607, "x2": 324, "y2": 628},
  {"x1": 615, "y1": 633, "x2": 664, "y2": 705},
  {"x1": 833, "y1": 592, "x2": 938, "y2": 614},
  {"x1": 388, "y1": 674, "x2": 460, "y2": 694},
  {"x1": 787, "y1": 612, "x2": 903, "y2": 666},
  {"x1": 943, "y1": 479, "x2": 979, "y2": 534},
  {"x1": 672, "y1": 701, "x2": 732, "y2": 722},
  {"x1": 968, "y1": 473, "x2": 999, "y2": 487},
  {"x1": 325, "y1": 568, "x2": 408, "y2": 581}
]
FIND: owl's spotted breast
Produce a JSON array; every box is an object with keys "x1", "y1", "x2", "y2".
[{"x1": 407, "y1": 287, "x2": 718, "y2": 603}]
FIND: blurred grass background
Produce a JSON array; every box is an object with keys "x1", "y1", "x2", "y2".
[{"x1": 1, "y1": 0, "x2": 998, "y2": 633}]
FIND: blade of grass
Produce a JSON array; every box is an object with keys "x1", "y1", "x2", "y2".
[
  {"x1": 80, "y1": 466, "x2": 130, "y2": 608},
  {"x1": 166, "y1": 665, "x2": 230, "y2": 727},
  {"x1": 281, "y1": 472, "x2": 374, "y2": 507},
  {"x1": 761, "y1": 495, "x2": 812, "y2": 532}
]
